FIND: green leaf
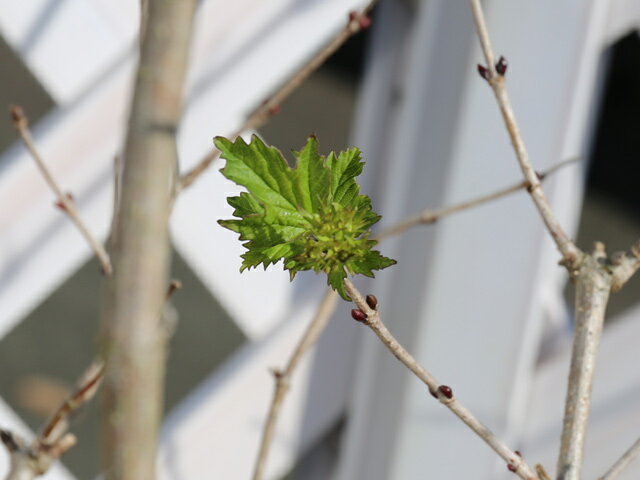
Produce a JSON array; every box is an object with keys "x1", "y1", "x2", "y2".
[
  {"x1": 217, "y1": 134, "x2": 396, "y2": 300},
  {"x1": 295, "y1": 135, "x2": 330, "y2": 212}
]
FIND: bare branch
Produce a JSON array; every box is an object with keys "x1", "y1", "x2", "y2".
[
  {"x1": 10, "y1": 106, "x2": 113, "y2": 275},
  {"x1": 609, "y1": 241, "x2": 640, "y2": 292},
  {"x1": 0, "y1": 361, "x2": 104, "y2": 480},
  {"x1": 343, "y1": 279, "x2": 540, "y2": 480},
  {"x1": 376, "y1": 157, "x2": 577, "y2": 241},
  {"x1": 536, "y1": 464, "x2": 552, "y2": 480},
  {"x1": 598, "y1": 436, "x2": 640, "y2": 480},
  {"x1": 468, "y1": 0, "x2": 581, "y2": 268},
  {"x1": 39, "y1": 362, "x2": 104, "y2": 445},
  {"x1": 99, "y1": 0, "x2": 197, "y2": 478},
  {"x1": 556, "y1": 242, "x2": 632, "y2": 480},
  {"x1": 252, "y1": 289, "x2": 339, "y2": 480},
  {"x1": 177, "y1": 2, "x2": 377, "y2": 192},
  {"x1": 557, "y1": 239, "x2": 640, "y2": 480}
]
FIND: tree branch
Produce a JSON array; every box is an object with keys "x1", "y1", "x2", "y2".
[
  {"x1": 9, "y1": 106, "x2": 113, "y2": 275},
  {"x1": 99, "y1": 0, "x2": 196, "y2": 478},
  {"x1": 251, "y1": 289, "x2": 339, "y2": 480},
  {"x1": 376, "y1": 157, "x2": 577, "y2": 241},
  {"x1": 177, "y1": 2, "x2": 377, "y2": 192},
  {"x1": 343, "y1": 279, "x2": 539, "y2": 480},
  {"x1": 0, "y1": 361, "x2": 104, "y2": 480},
  {"x1": 598, "y1": 436, "x2": 640, "y2": 480},
  {"x1": 468, "y1": 4, "x2": 640, "y2": 479},
  {"x1": 468, "y1": 0, "x2": 581, "y2": 268},
  {"x1": 557, "y1": 242, "x2": 640, "y2": 480}
]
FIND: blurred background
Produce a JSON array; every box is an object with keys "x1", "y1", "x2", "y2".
[{"x1": 0, "y1": 1, "x2": 639, "y2": 479}]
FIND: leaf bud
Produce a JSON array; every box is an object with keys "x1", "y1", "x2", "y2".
[
  {"x1": 54, "y1": 192, "x2": 74, "y2": 211},
  {"x1": 438, "y1": 385, "x2": 453, "y2": 399},
  {"x1": 477, "y1": 64, "x2": 491, "y2": 81},
  {"x1": 351, "y1": 308, "x2": 367, "y2": 322},
  {"x1": 358, "y1": 15, "x2": 371, "y2": 29},
  {"x1": 495, "y1": 56, "x2": 508, "y2": 76},
  {"x1": 365, "y1": 294, "x2": 378, "y2": 310},
  {"x1": 9, "y1": 105, "x2": 24, "y2": 124}
]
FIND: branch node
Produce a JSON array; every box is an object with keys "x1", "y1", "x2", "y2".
[
  {"x1": 54, "y1": 192, "x2": 75, "y2": 211},
  {"x1": 9, "y1": 104, "x2": 27, "y2": 129},
  {"x1": 267, "y1": 104, "x2": 281, "y2": 116},
  {"x1": 594, "y1": 241, "x2": 606, "y2": 255},
  {"x1": 420, "y1": 210, "x2": 437, "y2": 224},
  {"x1": 167, "y1": 279, "x2": 182, "y2": 299},
  {"x1": 348, "y1": 11, "x2": 371, "y2": 31}
]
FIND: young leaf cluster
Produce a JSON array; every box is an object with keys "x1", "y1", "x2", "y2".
[{"x1": 216, "y1": 134, "x2": 396, "y2": 300}]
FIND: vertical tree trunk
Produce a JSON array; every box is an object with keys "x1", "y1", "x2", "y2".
[{"x1": 100, "y1": 1, "x2": 197, "y2": 479}]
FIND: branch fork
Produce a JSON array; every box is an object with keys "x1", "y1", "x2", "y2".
[{"x1": 0, "y1": 361, "x2": 104, "y2": 480}]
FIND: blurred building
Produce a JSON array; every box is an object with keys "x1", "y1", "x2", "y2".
[{"x1": 0, "y1": 1, "x2": 639, "y2": 479}]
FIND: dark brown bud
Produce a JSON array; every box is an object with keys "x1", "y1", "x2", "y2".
[
  {"x1": 507, "y1": 464, "x2": 517, "y2": 473},
  {"x1": 477, "y1": 64, "x2": 491, "y2": 81},
  {"x1": 0, "y1": 429, "x2": 18, "y2": 452},
  {"x1": 351, "y1": 308, "x2": 367, "y2": 322},
  {"x1": 348, "y1": 11, "x2": 371, "y2": 30},
  {"x1": 9, "y1": 105, "x2": 25, "y2": 124},
  {"x1": 267, "y1": 104, "x2": 281, "y2": 116},
  {"x1": 495, "y1": 56, "x2": 508, "y2": 76},
  {"x1": 167, "y1": 279, "x2": 182, "y2": 298},
  {"x1": 358, "y1": 15, "x2": 372, "y2": 29},
  {"x1": 54, "y1": 192, "x2": 74, "y2": 211},
  {"x1": 366, "y1": 294, "x2": 378, "y2": 310},
  {"x1": 438, "y1": 385, "x2": 453, "y2": 399},
  {"x1": 515, "y1": 450, "x2": 522, "y2": 457}
]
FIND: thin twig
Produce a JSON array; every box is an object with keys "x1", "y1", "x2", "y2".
[
  {"x1": 468, "y1": 0, "x2": 581, "y2": 269},
  {"x1": 536, "y1": 464, "x2": 552, "y2": 480},
  {"x1": 252, "y1": 289, "x2": 339, "y2": 480},
  {"x1": 0, "y1": 361, "x2": 105, "y2": 480},
  {"x1": 10, "y1": 106, "x2": 113, "y2": 275},
  {"x1": 376, "y1": 157, "x2": 577, "y2": 241},
  {"x1": 39, "y1": 361, "x2": 105, "y2": 444},
  {"x1": 177, "y1": 3, "x2": 377, "y2": 192},
  {"x1": 343, "y1": 278, "x2": 539, "y2": 480},
  {"x1": 598, "y1": 436, "x2": 640, "y2": 480}
]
